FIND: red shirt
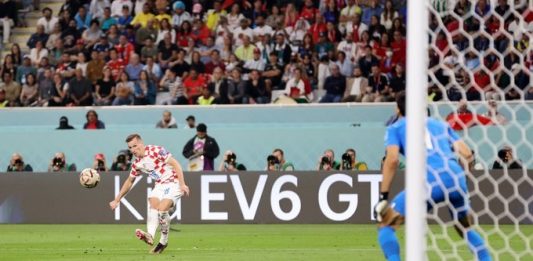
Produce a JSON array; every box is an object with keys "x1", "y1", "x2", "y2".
[
  {"x1": 300, "y1": 7, "x2": 317, "y2": 21},
  {"x1": 115, "y1": 43, "x2": 134, "y2": 64},
  {"x1": 205, "y1": 61, "x2": 226, "y2": 75},
  {"x1": 107, "y1": 59, "x2": 126, "y2": 81},
  {"x1": 85, "y1": 122, "x2": 98, "y2": 129},
  {"x1": 191, "y1": 26, "x2": 211, "y2": 46},
  {"x1": 308, "y1": 22, "x2": 327, "y2": 43},
  {"x1": 472, "y1": 72, "x2": 490, "y2": 93},
  {"x1": 391, "y1": 39, "x2": 406, "y2": 65},
  {"x1": 183, "y1": 74, "x2": 207, "y2": 100}
]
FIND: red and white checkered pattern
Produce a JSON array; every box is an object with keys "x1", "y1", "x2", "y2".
[{"x1": 129, "y1": 145, "x2": 178, "y2": 184}]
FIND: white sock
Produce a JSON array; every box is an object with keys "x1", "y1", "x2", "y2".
[
  {"x1": 158, "y1": 211, "x2": 170, "y2": 245},
  {"x1": 147, "y1": 208, "x2": 158, "y2": 239}
]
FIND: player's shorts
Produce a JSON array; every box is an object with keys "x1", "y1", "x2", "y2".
[
  {"x1": 392, "y1": 175, "x2": 470, "y2": 220},
  {"x1": 148, "y1": 183, "x2": 182, "y2": 207}
]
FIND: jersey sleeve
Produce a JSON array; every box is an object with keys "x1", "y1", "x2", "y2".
[{"x1": 384, "y1": 125, "x2": 400, "y2": 147}]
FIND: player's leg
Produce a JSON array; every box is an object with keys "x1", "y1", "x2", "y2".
[
  {"x1": 151, "y1": 198, "x2": 173, "y2": 254},
  {"x1": 448, "y1": 184, "x2": 492, "y2": 261},
  {"x1": 377, "y1": 191, "x2": 405, "y2": 261},
  {"x1": 147, "y1": 197, "x2": 161, "y2": 240}
]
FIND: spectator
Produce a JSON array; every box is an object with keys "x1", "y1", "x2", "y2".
[
  {"x1": 100, "y1": 7, "x2": 117, "y2": 31},
  {"x1": 125, "y1": 53, "x2": 144, "y2": 81},
  {"x1": 358, "y1": 45, "x2": 379, "y2": 77},
  {"x1": 317, "y1": 149, "x2": 340, "y2": 170},
  {"x1": 116, "y1": 5, "x2": 132, "y2": 30},
  {"x1": 336, "y1": 51, "x2": 353, "y2": 77},
  {"x1": 16, "y1": 56, "x2": 37, "y2": 85},
  {"x1": 485, "y1": 100, "x2": 507, "y2": 125},
  {"x1": 234, "y1": 35, "x2": 256, "y2": 62},
  {"x1": 68, "y1": 68, "x2": 93, "y2": 106},
  {"x1": 81, "y1": 19, "x2": 103, "y2": 49},
  {"x1": 75, "y1": 52, "x2": 88, "y2": 77},
  {"x1": 362, "y1": 0, "x2": 383, "y2": 26},
  {"x1": 340, "y1": 148, "x2": 368, "y2": 171},
  {"x1": 337, "y1": 32, "x2": 358, "y2": 62},
  {"x1": 171, "y1": 1, "x2": 191, "y2": 28},
  {"x1": 36, "y1": 68, "x2": 54, "y2": 106},
  {"x1": 207, "y1": 67, "x2": 228, "y2": 104},
  {"x1": 388, "y1": 63, "x2": 406, "y2": 98},
  {"x1": 133, "y1": 70, "x2": 156, "y2": 105},
  {"x1": 185, "y1": 115, "x2": 196, "y2": 129},
  {"x1": 140, "y1": 37, "x2": 158, "y2": 63},
  {"x1": 244, "y1": 69, "x2": 269, "y2": 104},
  {"x1": 0, "y1": 72, "x2": 21, "y2": 106},
  {"x1": 6, "y1": 153, "x2": 33, "y2": 172},
  {"x1": 493, "y1": 147, "x2": 523, "y2": 170},
  {"x1": 91, "y1": 153, "x2": 109, "y2": 172},
  {"x1": 28, "y1": 41, "x2": 49, "y2": 67},
  {"x1": 243, "y1": 48, "x2": 266, "y2": 73},
  {"x1": 56, "y1": 116, "x2": 75, "y2": 129},
  {"x1": 48, "y1": 73, "x2": 68, "y2": 106},
  {"x1": 182, "y1": 123, "x2": 220, "y2": 171},
  {"x1": 263, "y1": 52, "x2": 283, "y2": 91},
  {"x1": 89, "y1": 0, "x2": 110, "y2": 21},
  {"x1": 111, "y1": 0, "x2": 132, "y2": 18},
  {"x1": 284, "y1": 67, "x2": 306, "y2": 100},
  {"x1": 75, "y1": 6, "x2": 92, "y2": 30},
  {"x1": 156, "y1": 110, "x2": 178, "y2": 128},
  {"x1": 83, "y1": 109, "x2": 106, "y2": 129},
  {"x1": 226, "y1": 68, "x2": 246, "y2": 104},
  {"x1": 219, "y1": 150, "x2": 247, "y2": 171},
  {"x1": 135, "y1": 18, "x2": 157, "y2": 47},
  {"x1": 20, "y1": 73, "x2": 39, "y2": 106},
  {"x1": 362, "y1": 64, "x2": 390, "y2": 102},
  {"x1": 37, "y1": 8, "x2": 59, "y2": 34},
  {"x1": 0, "y1": 0, "x2": 17, "y2": 44},
  {"x1": 321, "y1": 64, "x2": 346, "y2": 103},
  {"x1": 94, "y1": 67, "x2": 116, "y2": 106},
  {"x1": 267, "y1": 148, "x2": 295, "y2": 171},
  {"x1": 48, "y1": 152, "x2": 77, "y2": 172},
  {"x1": 112, "y1": 72, "x2": 133, "y2": 105},
  {"x1": 26, "y1": 24, "x2": 48, "y2": 49},
  {"x1": 183, "y1": 68, "x2": 207, "y2": 104},
  {"x1": 197, "y1": 87, "x2": 215, "y2": 105},
  {"x1": 343, "y1": 66, "x2": 369, "y2": 102},
  {"x1": 110, "y1": 149, "x2": 132, "y2": 171}
]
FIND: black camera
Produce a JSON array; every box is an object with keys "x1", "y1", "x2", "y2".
[
  {"x1": 225, "y1": 153, "x2": 237, "y2": 165},
  {"x1": 267, "y1": 155, "x2": 280, "y2": 166},
  {"x1": 321, "y1": 156, "x2": 331, "y2": 166},
  {"x1": 97, "y1": 160, "x2": 106, "y2": 171},
  {"x1": 342, "y1": 153, "x2": 352, "y2": 170},
  {"x1": 14, "y1": 159, "x2": 23, "y2": 165},
  {"x1": 117, "y1": 154, "x2": 127, "y2": 164},
  {"x1": 53, "y1": 157, "x2": 65, "y2": 168}
]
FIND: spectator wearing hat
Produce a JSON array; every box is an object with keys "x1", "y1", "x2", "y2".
[
  {"x1": 0, "y1": 72, "x2": 21, "y2": 106},
  {"x1": 131, "y1": 3, "x2": 155, "y2": 28},
  {"x1": 56, "y1": 116, "x2": 75, "y2": 129},
  {"x1": 92, "y1": 153, "x2": 109, "y2": 172},
  {"x1": 182, "y1": 123, "x2": 220, "y2": 171},
  {"x1": 111, "y1": 0, "x2": 132, "y2": 18},
  {"x1": 37, "y1": 7, "x2": 59, "y2": 34},
  {"x1": 172, "y1": 1, "x2": 191, "y2": 28}
]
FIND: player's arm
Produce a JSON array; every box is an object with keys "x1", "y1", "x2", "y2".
[
  {"x1": 453, "y1": 139, "x2": 474, "y2": 172},
  {"x1": 167, "y1": 156, "x2": 190, "y2": 196},
  {"x1": 109, "y1": 175, "x2": 136, "y2": 210},
  {"x1": 381, "y1": 145, "x2": 400, "y2": 197}
]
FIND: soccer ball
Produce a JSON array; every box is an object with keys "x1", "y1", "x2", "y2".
[{"x1": 79, "y1": 168, "x2": 100, "y2": 188}]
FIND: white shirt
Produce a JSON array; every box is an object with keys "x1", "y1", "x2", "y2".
[
  {"x1": 36, "y1": 17, "x2": 59, "y2": 34},
  {"x1": 89, "y1": 0, "x2": 110, "y2": 20},
  {"x1": 337, "y1": 40, "x2": 358, "y2": 61},
  {"x1": 111, "y1": 0, "x2": 132, "y2": 17},
  {"x1": 130, "y1": 145, "x2": 178, "y2": 184},
  {"x1": 244, "y1": 58, "x2": 266, "y2": 72},
  {"x1": 253, "y1": 25, "x2": 273, "y2": 38},
  {"x1": 227, "y1": 13, "x2": 245, "y2": 30},
  {"x1": 156, "y1": 29, "x2": 176, "y2": 45},
  {"x1": 172, "y1": 12, "x2": 192, "y2": 27},
  {"x1": 30, "y1": 48, "x2": 48, "y2": 65},
  {"x1": 76, "y1": 62, "x2": 88, "y2": 77},
  {"x1": 350, "y1": 77, "x2": 363, "y2": 96},
  {"x1": 233, "y1": 27, "x2": 254, "y2": 47}
]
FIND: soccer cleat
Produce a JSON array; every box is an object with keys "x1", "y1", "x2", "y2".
[
  {"x1": 150, "y1": 243, "x2": 168, "y2": 254},
  {"x1": 135, "y1": 229, "x2": 154, "y2": 246}
]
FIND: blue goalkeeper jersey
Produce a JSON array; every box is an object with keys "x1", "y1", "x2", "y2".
[{"x1": 385, "y1": 117, "x2": 464, "y2": 184}]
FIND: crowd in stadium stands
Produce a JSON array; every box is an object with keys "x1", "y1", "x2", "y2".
[{"x1": 0, "y1": 0, "x2": 531, "y2": 107}]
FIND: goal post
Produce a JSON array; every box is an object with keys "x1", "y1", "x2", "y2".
[{"x1": 406, "y1": 0, "x2": 429, "y2": 260}]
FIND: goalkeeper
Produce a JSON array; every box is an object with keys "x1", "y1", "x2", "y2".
[{"x1": 374, "y1": 91, "x2": 491, "y2": 261}]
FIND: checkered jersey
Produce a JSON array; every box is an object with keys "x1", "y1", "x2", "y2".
[{"x1": 129, "y1": 145, "x2": 178, "y2": 184}]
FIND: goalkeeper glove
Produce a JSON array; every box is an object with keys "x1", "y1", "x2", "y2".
[{"x1": 373, "y1": 192, "x2": 389, "y2": 222}]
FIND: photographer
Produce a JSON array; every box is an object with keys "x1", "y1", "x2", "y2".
[
  {"x1": 91, "y1": 153, "x2": 109, "y2": 172},
  {"x1": 6, "y1": 153, "x2": 33, "y2": 172},
  {"x1": 267, "y1": 148, "x2": 294, "y2": 171},
  {"x1": 218, "y1": 150, "x2": 246, "y2": 171},
  {"x1": 492, "y1": 147, "x2": 523, "y2": 170},
  {"x1": 317, "y1": 149, "x2": 340, "y2": 171},
  {"x1": 48, "y1": 152, "x2": 77, "y2": 172},
  {"x1": 111, "y1": 150, "x2": 132, "y2": 171},
  {"x1": 340, "y1": 148, "x2": 368, "y2": 171}
]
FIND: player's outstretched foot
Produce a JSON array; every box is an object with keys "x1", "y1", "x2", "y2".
[
  {"x1": 135, "y1": 229, "x2": 154, "y2": 246},
  {"x1": 151, "y1": 243, "x2": 168, "y2": 254}
]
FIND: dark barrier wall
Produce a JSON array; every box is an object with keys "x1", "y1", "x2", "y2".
[{"x1": 0, "y1": 171, "x2": 531, "y2": 224}]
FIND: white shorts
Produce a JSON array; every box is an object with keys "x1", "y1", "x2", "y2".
[{"x1": 148, "y1": 183, "x2": 182, "y2": 207}]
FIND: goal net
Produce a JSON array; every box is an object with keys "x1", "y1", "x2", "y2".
[{"x1": 415, "y1": 0, "x2": 533, "y2": 260}]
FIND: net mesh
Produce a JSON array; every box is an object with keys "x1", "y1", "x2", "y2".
[{"x1": 426, "y1": 0, "x2": 532, "y2": 260}]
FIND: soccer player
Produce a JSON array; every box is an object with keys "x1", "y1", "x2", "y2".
[
  {"x1": 374, "y1": 92, "x2": 491, "y2": 261},
  {"x1": 109, "y1": 134, "x2": 190, "y2": 254}
]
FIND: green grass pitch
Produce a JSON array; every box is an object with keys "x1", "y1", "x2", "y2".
[{"x1": 0, "y1": 224, "x2": 531, "y2": 260}]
